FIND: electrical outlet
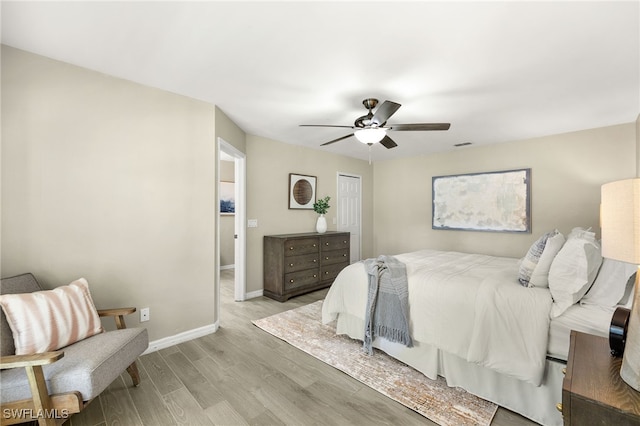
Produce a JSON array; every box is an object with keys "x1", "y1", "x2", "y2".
[{"x1": 140, "y1": 307, "x2": 150, "y2": 322}]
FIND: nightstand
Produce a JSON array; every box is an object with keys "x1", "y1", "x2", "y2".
[{"x1": 561, "y1": 330, "x2": 640, "y2": 425}]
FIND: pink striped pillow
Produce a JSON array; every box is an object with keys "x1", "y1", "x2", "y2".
[{"x1": 0, "y1": 278, "x2": 104, "y2": 355}]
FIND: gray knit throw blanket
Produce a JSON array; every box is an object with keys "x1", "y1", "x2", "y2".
[{"x1": 362, "y1": 255, "x2": 413, "y2": 355}]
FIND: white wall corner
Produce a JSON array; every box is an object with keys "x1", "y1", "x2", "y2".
[{"x1": 245, "y1": 289, "x2": 264, "y2": 300}]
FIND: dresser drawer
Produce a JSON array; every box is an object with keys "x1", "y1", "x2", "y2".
[
  {"x1": 284, "y1": 238, "x2": 319, "y2": 256},
  {"x1": 321, "y1": 235, "x2": 349, "y2": 252},
  {"x1": 321, "y1": 262, "x2": 348, "y2": 282},
  {"x1": 284, "y1": 253, "x2": 319, "y2": 273},
  {"x1": 284, "y1": 269, "x2": 320, "y2": 290},
  {"x1": 321, "y1": 248, "x2": 350, "y2": 265}
]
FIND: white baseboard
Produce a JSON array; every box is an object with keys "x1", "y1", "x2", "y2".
[
  {"x1": 245, "y1": 289, "x2": 263, "y2": 300},
  {"x1": 220, "y1": 264, "x2": 235, "y2": 270},
  {"x1": 143, "y1": 322, "x2": 219, "y2": 355}
]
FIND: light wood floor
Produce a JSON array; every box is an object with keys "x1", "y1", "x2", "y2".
[{"x1": 68, "y1": 269, "x2": 539, "y2": 425}]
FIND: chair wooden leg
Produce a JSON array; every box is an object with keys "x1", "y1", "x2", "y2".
[
  {"x1": 25, "y1": 365, "x2": 56, "y2": 426},
  {"x1": 126, "y1": 361, "x2": 141, "y2": 386}
]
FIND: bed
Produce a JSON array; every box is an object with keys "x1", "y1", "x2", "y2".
[{"x1": 322, "y1": 230, "x2": 636, "y2": 426}]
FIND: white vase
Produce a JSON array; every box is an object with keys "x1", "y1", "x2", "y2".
[{"x1": 316, "y1": 214, "x2": 327, "y2": 234}]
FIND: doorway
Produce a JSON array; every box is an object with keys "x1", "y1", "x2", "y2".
[
  {"x1": 337, "y1": 173, "x2": 362, "y2": 263},
  {"x1": 216, "y1": 138, "x2": 247, "y2": 318}
]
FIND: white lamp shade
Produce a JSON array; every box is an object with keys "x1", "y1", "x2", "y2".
[
  {"x1": 353, "y1": 128, "x2": 386, "y2": 144},
  {"x1": 601, "y1": 177, "x2": 640, "y2": 393},
  {"x1": 600, "y1": 178, "x2": 640, "y2": 264}
]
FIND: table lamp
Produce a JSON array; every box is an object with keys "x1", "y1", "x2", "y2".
[{"x1": 601, "y1": 178, "x2": 640, "y2": 392}]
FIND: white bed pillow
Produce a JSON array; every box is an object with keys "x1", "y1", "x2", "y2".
[
  {"x1": 548, "y1": 227, "x2": 603, "y2": 318},
  {"x1": 580, "y1": 258, "x2": 637, "y2": 309},
  {"x1": 619, "y1": 272, "x2": 637, "y2": 309},
  {"x1": 518, "y1": 230, "x2": 565, "y2": 288}
]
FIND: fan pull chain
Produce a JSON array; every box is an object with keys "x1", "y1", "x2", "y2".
[{"x1": 368, "y1": 144, "x2": 372, "y2": 165}]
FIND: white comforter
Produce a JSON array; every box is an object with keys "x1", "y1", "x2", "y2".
[{"x1": 322, "y1": 249, "x2": 553, "y2": 386}]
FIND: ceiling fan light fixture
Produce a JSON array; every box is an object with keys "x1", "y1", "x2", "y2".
[{"x1": 354, "y1": 128, "x2": 386, "y2": 144}]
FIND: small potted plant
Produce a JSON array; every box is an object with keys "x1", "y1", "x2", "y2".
[{"x1": 313, "y1": 196, "x2": 331, "y2": 233}]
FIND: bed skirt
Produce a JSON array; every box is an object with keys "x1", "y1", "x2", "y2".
[{"x1": 335, "y1": 312, "x2": 564, "y2": 426}]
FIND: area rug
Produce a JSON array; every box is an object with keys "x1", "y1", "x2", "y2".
[{"x1": 252, "y1": 300, "x2": 498, "y2": 426}]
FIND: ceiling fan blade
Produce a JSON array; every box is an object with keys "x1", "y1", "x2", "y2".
[
  {"x1": 371, "y1": 100, "x2": 401, "y2": 126},
  {"x1": 379, "y1": 135, "x2": 398, "y2": 149},
  {"x1": 300, "y1": 124, "x2": 354, "y2": 129},
  {"x1": 320, "y1": 134, "x2": 354, "y2": 146},
  {"x1": 390, "y1": 123, "x2": 451, "y2": 131}
]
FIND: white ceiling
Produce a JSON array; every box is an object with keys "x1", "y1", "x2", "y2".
[{"x1": 2, "y1": 1, "x2": 639, "y2": 162}]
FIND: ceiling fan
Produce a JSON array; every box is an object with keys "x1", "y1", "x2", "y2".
[{"x1": 300, "y1": 98, "x2": 450, "y2": 149}]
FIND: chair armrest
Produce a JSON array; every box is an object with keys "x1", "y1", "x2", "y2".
[
  {"x1": 97, "y1": 307, "x2": 136, "y2": 330},
  {"x1": 97, "y1": 307, "x2": 136, "y2": 317},
  {"x1": 1, "y1": 351, "x2": 71, "y2": 425},
  {"x1": 0, "y1": 351, "x2": 64, "y2": 369}
]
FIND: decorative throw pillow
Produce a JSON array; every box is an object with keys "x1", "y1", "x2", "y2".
[
  {"x1": 0, "y1": 278, "x2": 104, "y2": 355},
  {"x1": 519, "y1": 230, "x2": 565, "y2": 288},
  {"x1": 580, "y1": 258, "x2": 637, "y2": 309},
  {"x1": 529, "y1": 231, "x2": 566, "y2": 288},
  {"x1": 548, "y1": 228, "x2": 603, "y2": 318}
]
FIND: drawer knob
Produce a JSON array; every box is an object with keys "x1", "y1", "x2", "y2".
[
  {"x1": 325, "y1": 271, "x2": 329, "y2": 275},
  {"x1": 325, "y1": 242, "x2": 329, "y2": 246},
  {"x1": 343, "y1": 254, "x2": 347, "y2": 257},
  {"x1": 313, "y1": 274, "x2": 317, "y2": 278},
  {"x1": 313, "y1": 259, "x2": 317, "y2": 263},
  {"x1": 313, "y1": 244, "x2": 317, "y2": 247},
  {"x1": 325, "y1": 257, "x2": 329, "y2": 260},
  {"x1": 562, "y1": 368, "x2": 566, "y2": 375},
  {"x1": 343, "y1": 240, "x2": 347, "y2": 244},
  {"x1": 290, "y1": 279, "x2": 294, "y2": 283},
  {"x1": 556, "y1": 403, "x2": 563, "y2": 413},
  {"x1": 289, "y1": 247, "x2": 294, "y2": 250}
]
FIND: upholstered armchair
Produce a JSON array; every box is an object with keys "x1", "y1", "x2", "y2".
[{"x1": 0, "y1": 273, "x2": 148, "y2": 425}]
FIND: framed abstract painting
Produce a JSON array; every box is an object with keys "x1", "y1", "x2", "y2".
[{"x1": 432, "y1": 168, "x2": 531, "y2": 233}]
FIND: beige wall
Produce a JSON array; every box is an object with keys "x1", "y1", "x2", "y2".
[
  {"x1": 1, "y1": 46, "x2": 217, "y2": 341},
  {"x1": 373, "y1": 123, "x2": 636, "y2": 258},
  {"x1": 215, "y1": 105, "x2": 246, "y2": 154},
  {"x1": 245, "y1": 135, "x2": 374, "y2": 293}
]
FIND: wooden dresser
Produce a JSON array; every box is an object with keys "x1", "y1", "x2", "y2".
[
  {"x1": 263, "y1": 231, "x2": 350, "y2": 302},
  {"x1": 561, "y1": 330, "x2": 640, "y2": 425}
]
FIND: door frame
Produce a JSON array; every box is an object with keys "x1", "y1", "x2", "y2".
[
  {"x1": 216, "y1": 138, "x2": 247, "y2": 311},
  {"x1": 337, "y1": 172, "x2": 362, "y2": 263}
]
